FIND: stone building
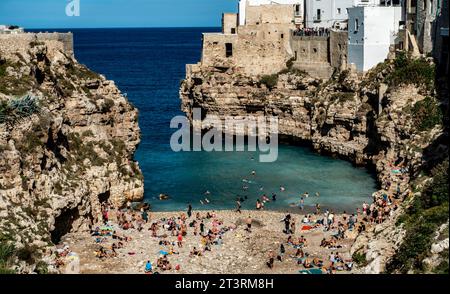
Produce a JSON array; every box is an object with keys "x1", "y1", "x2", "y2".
[
  {"x1": 201, "y1": 1, "x2": 304, "y2": 76},
  {"x1": 193, "y1": 0, "x2": 447, "y2": 78},
  {"x1": 403, "y1": 0, "x2": 448, "y2": 73}
]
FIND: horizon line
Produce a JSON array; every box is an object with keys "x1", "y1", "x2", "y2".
[{"x1": 26, "y1": 25, "x2": 222, "y2": 30}]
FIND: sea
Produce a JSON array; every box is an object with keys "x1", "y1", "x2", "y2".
[{"x1": 30, "y1": 28, "x2": 377, "y2": 212}]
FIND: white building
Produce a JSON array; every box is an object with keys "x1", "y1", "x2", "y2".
[
  {"x1": 238, "y1": 0, "x2": 304, "y2": 26},
  {"x1": 304, "y1": 0, "x2": 382, "y2": 28},
  {"x1": 0, "y1": 25, "x2": 24, "y2": 34},
  {"x1": 347, "y1": 5, "x2": 403, "y2": 71}
]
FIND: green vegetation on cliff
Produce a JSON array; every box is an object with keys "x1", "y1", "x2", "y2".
[
  {"x1": 388, "y1": 52, "x2": 435, "y2": 92},
  {"x1": 387, "y1": 159, "x2": 449, "y2": 273},
  {"x1": 411, "y1": 96, "x2": 443, "y2": 131},
  {"x1": 0, "y1": 242, "x2": 16, "y2": 274},
  {"x1": 259, "y1": 74, "x2": 278, "y2": 90}
]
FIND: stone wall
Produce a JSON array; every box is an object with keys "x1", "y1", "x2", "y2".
[
  {"x1": 290, "y1": 34, "x2": 334, "y2": 79},
  {"x1": 201, "y1": 23, "x2": 293, "y2": 76},
  {"x1": 0, "y1": 32, "x2": 73, "y2": 58},
  {"x1": 330, "y1": 30, "x2": 348, "y2": 70},
  {"x1": 416, "y1": 0, "x2": 440, "y2": 54},
  {"x1": 245, "y1": 3, "x2": 297, "y2": 25}
]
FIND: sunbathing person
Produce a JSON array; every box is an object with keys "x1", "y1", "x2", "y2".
[
  {"x1": 190, "y1": 247, "x2": 202, "y2": 257},
  {"x1": 312, "y1": 257, "x2": 323, "y2": 267}
]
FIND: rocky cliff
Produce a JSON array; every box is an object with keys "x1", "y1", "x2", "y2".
[
  {"x1": 180, "y1": 54, "x2": 448, "y2": 273},
  {"x1": 0, "y1": 35, "x2": 143, "y2": 273}
]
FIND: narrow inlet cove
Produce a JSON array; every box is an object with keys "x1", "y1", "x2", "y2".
[{"x1": 65, "y1": 28, "x2": 376, "y2": 212}]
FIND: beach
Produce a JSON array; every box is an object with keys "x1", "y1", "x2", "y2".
[{"x1": 59, "y1": 209, "x2": 359, "y2": 274}]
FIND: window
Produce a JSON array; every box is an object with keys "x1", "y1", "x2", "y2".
[
  {"x1": 231, "y1": 28, "x2": 236, "y2": 34},
  {"x1": 281, "y1": 33, "x2": 284, "y2": 39},
  {"x1": 354, "y1": 18, "x2": 359, "y2": 32},
  {"x1": 337, "y1": 8, "x2": 341, "y2": 14},
  {"x1": 316, "y1": 9, "x2": 321, "y2": 21},
  {"x1": 225, "y1": 43, "x2": 233, "y2": 57},
  {"x1": 295, "y1": 4, "x2": 301, "y2": 16}
]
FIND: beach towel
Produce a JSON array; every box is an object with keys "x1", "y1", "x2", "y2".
[
  {"x1": 159, "y1": 250, "x2": 169, "y2": 256},
  {"x1": 301, "y1": 225, "x2": 313, "y2": 231},
  {"x1": 299, "y1": 268, "x2": 323, "y2": 274}
]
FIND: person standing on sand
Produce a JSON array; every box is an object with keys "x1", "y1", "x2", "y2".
[
  {"x1": 177, "y1": 232, "x2": 183, "y2": 248},
  {"x1": 141, "y1": 208, "x2": 148, "y2": 223},
  {"x1": 278, "y1": 244, "x2": 285, "y2": 262},
  {"x1": 200, "y1": 221, "x2": 205, "y2": 235},
  {"x1": 236, "y1": 199, "x2": 242, "y2": 213},
  {"x1": 282, "y1": 214, "x2": 291, "y2": 234},
  {"x1": 246, "y1": 216, "x2": 252, "y2": 233},
  {"x1": 266, "y1": 250, "x2": 275, "y2": 269},
  {"x1": 299, "y1": 197, "x2": 304, "y2": 210},
  {"x1": 187, "y1": 203, "x2": 192, "y2": 218}
]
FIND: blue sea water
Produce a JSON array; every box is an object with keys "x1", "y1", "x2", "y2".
[{"x1": 32, "y1": 28, "x2": 377, "y2": 212}]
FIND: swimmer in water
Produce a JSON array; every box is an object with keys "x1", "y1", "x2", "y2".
[
  {"x1": 204, "y1": 198, "x2": 210, "y2": 204},
  {"x1": 251, "y1": 170, "x2": 256, "y2": 175},
  {"x1": 315, "y1": 192, "x2": 320, "y2": 197},
  {"x1": 303, "y1": 192, "x2": 309, "y2": 198},
  {"x1": 280, "y1": 186, "x2": 286, "y2": 192},
  {"x1": 204, "y1": 190, "x2": 211, "y2": 195}
]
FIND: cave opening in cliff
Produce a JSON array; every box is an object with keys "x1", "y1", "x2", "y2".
[
  {"x1": 98, "y1": 191, "x2": 110, "y2": 204},
  {"x1": 50, "y1": 207, "x2": 80, "y2": 244}
]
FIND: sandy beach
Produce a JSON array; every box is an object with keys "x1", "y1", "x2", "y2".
[{"x1": 60, "y1": 209, "x2": 359, "y2": 274}]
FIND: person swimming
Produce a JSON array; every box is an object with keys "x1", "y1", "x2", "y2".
[{"x1": 280, "y1": 186, "x2": 286, "y2": 192}]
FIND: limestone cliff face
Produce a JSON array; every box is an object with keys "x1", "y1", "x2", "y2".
[
  {"x1": 180, "y1": 60, "x2": 447, "y2": 273},
  {"x1": 0, "y1": 36, "x2": 143, "y2": 272}
]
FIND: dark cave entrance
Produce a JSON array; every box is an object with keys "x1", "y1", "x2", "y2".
[
  {"x1": 98, "y1": 191, "x2": 110, "y2": 204},
  {"x1": 50, "y1": 207, "x2": 80, "y2": 244}
]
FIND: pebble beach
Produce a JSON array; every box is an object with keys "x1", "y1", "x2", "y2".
[{"x1": 60, "y1": 209, "x2": 359, "y2": 274}]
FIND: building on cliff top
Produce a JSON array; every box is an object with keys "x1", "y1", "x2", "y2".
[
  {"x1": 192, "y1": 0, "x2": 447, "y2": 78},
  {"x1": 0, "y1": 25, "x2": 24, "y2": 34},
  {"x1": 347, "y1": 3, "x2": 403, "y2": 71}
]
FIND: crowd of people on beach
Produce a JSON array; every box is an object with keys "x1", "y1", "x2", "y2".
[{"x1": 51, "y1": 156, "x2": 409, "y2": 274}]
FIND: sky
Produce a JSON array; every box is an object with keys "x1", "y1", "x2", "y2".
[{"x1": 0, "y1": 0, "x2": 238, "y2": 28}]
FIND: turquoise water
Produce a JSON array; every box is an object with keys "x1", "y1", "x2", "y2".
[
  {"x1": 137, "y1": 141, "x2": 376, "y2": 212},
  {"x1": 48, "y1": 28, "x2": 377, "y2": 213}
]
